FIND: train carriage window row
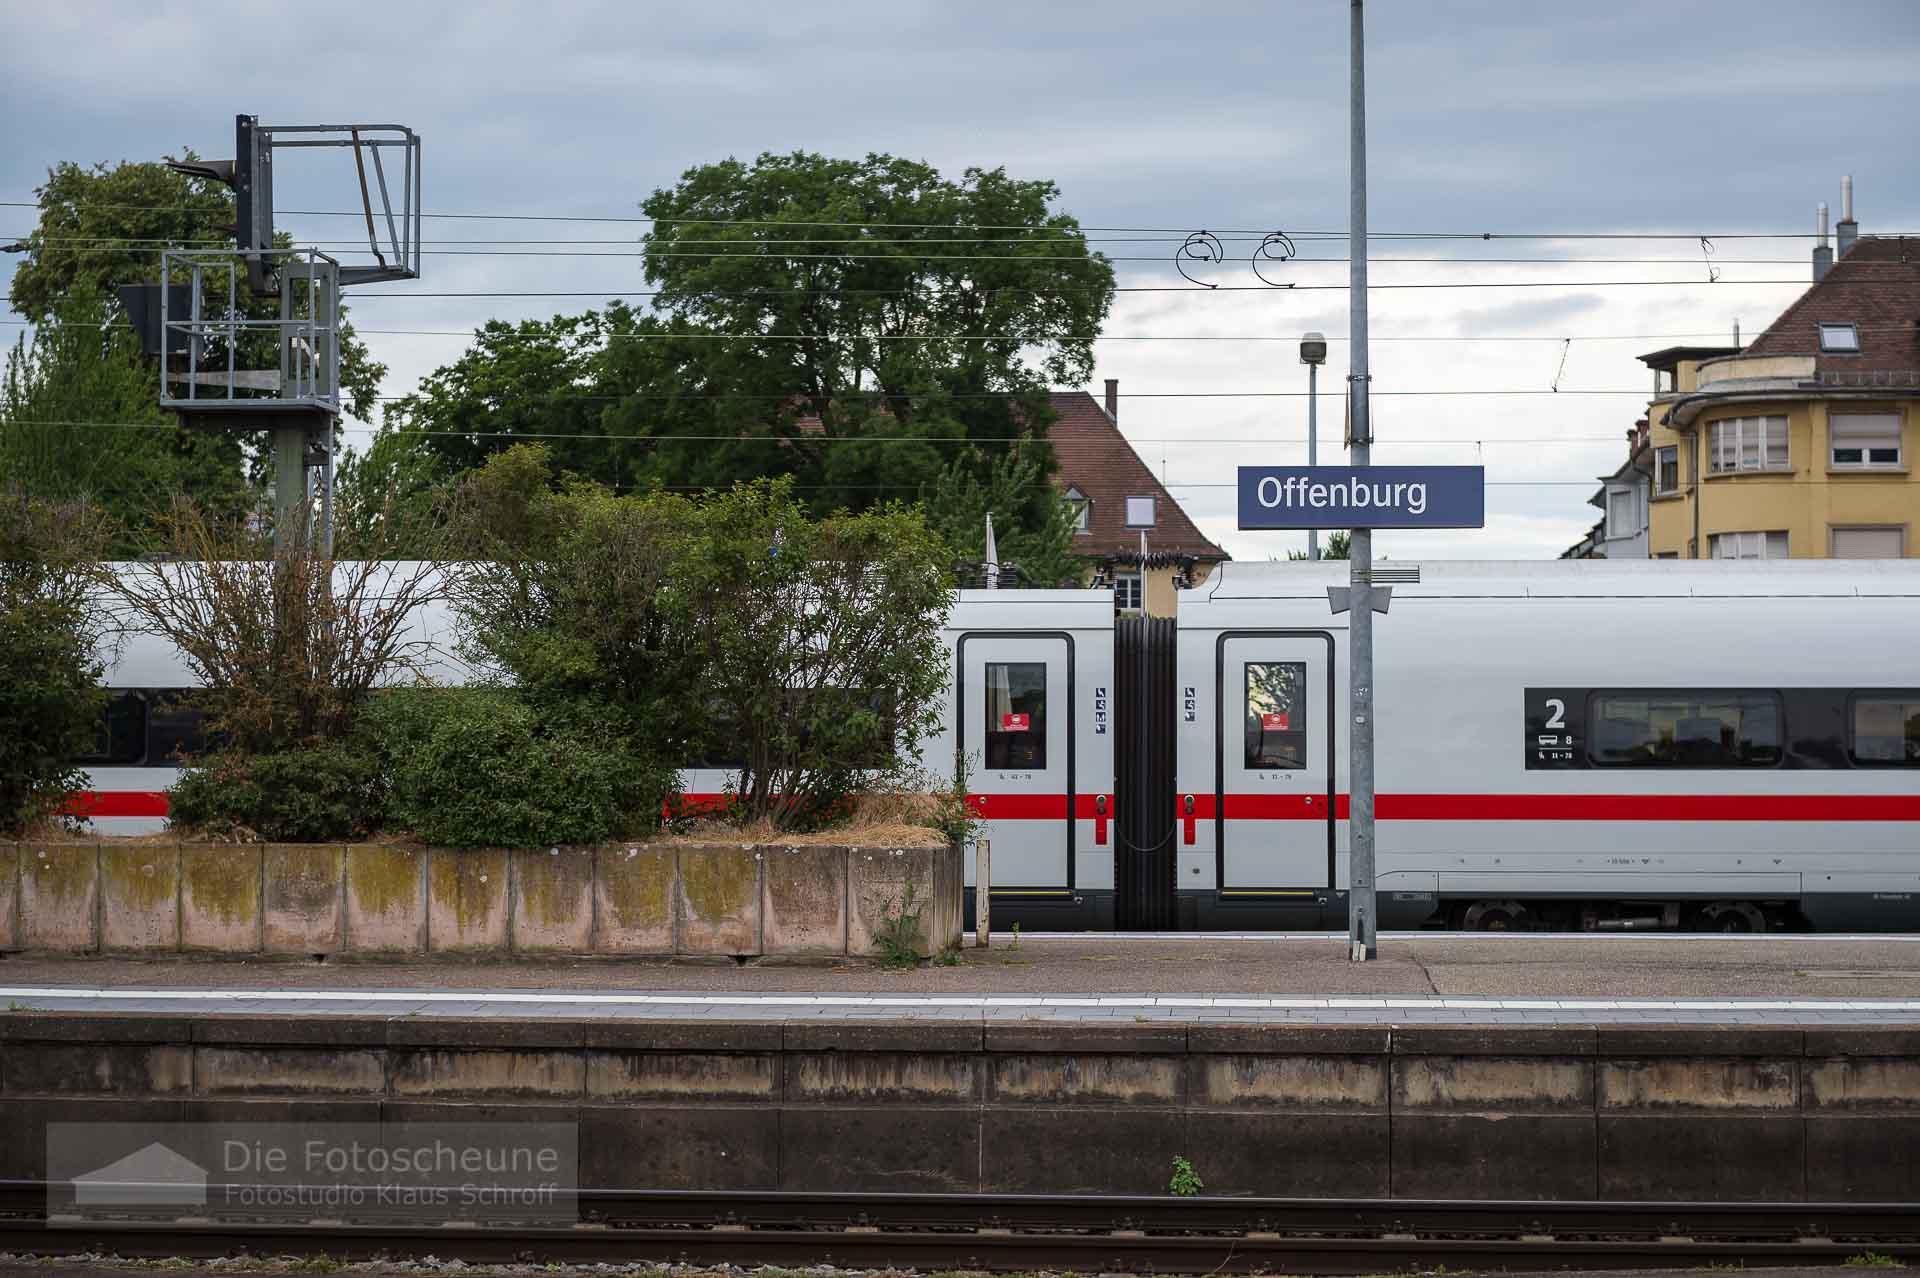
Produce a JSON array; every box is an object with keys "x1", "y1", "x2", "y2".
[{"x1": 1526, "y1": 687, "x2": 1920, "y2": 770}]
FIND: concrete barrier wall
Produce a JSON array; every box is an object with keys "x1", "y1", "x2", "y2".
[
  {"x1": 0, "y1": 842, "x2": 961, "y2": 960},
  {"x1": 0, "y1": 1016, "x2": 1914, "y2": 1200}
]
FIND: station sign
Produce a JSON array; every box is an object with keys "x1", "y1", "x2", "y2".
[{"x1": 1237, "y1": 465, "x2": 1486, "y2": 530}]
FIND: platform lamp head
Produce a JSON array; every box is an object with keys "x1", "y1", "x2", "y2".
[{"x1": 1300, "y1": 332, "x2": 1328, "y2": 366}]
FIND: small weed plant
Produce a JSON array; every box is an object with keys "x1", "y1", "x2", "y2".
[
  {"x1": 932, "y1": 944, "x2": 962, "y2": 967},
  {"x1": 873, "y1": 882, "x2": 926, "y2": 970},
  {"x1": 1847, "y1": 1254, "x2": 1904, "y2": 1269},
  {"x1": 1168, "y1": 1155, "x2": 1204, "y2": 1197},
  {"x1": 1008, "y1": 920, "x2": 1021, "y2": 951}
]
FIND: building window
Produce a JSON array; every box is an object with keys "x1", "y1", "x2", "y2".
[
  {"x1": 1830, "y1": 413, "x2": 1902, "y2": 468},
  {"x1": 1851, "y1": 695, "x2": 1920, "y2": 766},
  {"x1": 984, "y1": 662, "x2": 1047, "y2": 770},
  {"x1": 1831, "y1": 526, "x2": 1906, "y2": 559},
  {"x1": 1655, "y1": 446, "x2": 1680, "y2": 495},
  {"x1": 1709, "y1": 530, "x2": 1788, "y2": 560},
  {"x1": 1244, "y1": 661, "x2": 1308, "y2": 770},
  {"x1": 1064, "y1": 486, "x2": 1090, "y2": 533},
  {"x1": 1818, "y1": 323, "x2": 1861, "y2": 353},
  {"x1": 1113, "y1": 569, "x2": 1142, "y2": 613},
  {"x1": 1708, "y1": 416, "x2": 1789, "y2": 474},
  {"x1": 1607, "y1": 488, "x2": 1637, "y2": 538},
  {"x1": 1589, "y1": 692, "x2": 1783, "y2": 768}
]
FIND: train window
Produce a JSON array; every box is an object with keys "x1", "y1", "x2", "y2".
[
  {"x1": 145, "y1": 691, "x2": 214, "y2": 766},
  {"x1": 1589, "y1": 692, "x2": 1782, "y2": 767},
  {"x1": 1850, "y1": 696, "x2": 1920, "y2": 766},
  {"x1": 1245, "y1": 661, "x2": 1308, "y2": 770},
  {"x1": 984, "y1": 662, "x2": 1047, "y2": 769},
  {"x1": 76, "y1": 692, "x2": 148, "y2": 765}
]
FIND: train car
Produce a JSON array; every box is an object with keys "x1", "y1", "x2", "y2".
[
  {"x1": 1145, "y1": 558, "x2": 1919, "y2": 933},
  {"x1": 928, "y1": 590, "x2": 1119, "y2": 927}
]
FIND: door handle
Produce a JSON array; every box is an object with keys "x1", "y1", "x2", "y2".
[
  {"x1": 1094, "y1": 793, "x2": 1109, "y2": 846},
  {"x1": 1182, "y1": 793, "x2": 1196, "y2": 845}
]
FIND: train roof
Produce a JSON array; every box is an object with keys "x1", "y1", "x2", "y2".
[{"x1": 1196, "y1": 558, "x2": 1920, "y2": 601}]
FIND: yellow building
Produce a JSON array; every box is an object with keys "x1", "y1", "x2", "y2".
[{"x1": 1642, "y1": 234, "x2": 1919, "y2": 559}]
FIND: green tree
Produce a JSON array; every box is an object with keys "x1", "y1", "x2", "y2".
[
  {"x1": 375, "y1": 152, "x2": 1115, "y2": 547},
  {"x1": 920, "y1": 444, "x2": 1082, "y2": 587},
  {"x1": 1288, "y1": 531, "x2": 1351, "y2": 561},
  {"x1": 7, "y1": 158, "x2": 386, "y2": 420},
  {"x1": 0, "y1": 296, "x2": 249, "y2": 552},
  {"x1": 0, "y1": 488, "x2": 109, "y2": 835}
]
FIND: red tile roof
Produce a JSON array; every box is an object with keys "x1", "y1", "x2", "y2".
[
  {"x1": 1047, "y1": 391, "x2": 1227, "y2": 563},
  {"x1": 1743, "y1": 236, "x2": 1920, "y2": 378}
]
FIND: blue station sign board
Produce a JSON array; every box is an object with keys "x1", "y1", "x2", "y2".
[{"x1": 1237, "y1": 465, "x2": 1486, "y2": 530}]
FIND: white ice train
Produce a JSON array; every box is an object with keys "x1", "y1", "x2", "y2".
[{"x1": 76, "y1": 560, "x2": 1920, "y2": 931}]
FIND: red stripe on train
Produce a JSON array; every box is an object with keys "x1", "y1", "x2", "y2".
[
  {"x1": 64, "y1": 791, "x2": 171, "y2": 819},
  {"x1": 68, "y1": 789, "x2": 1920, "y2": 826},
  {"x1": 980, "y1": 792, "x2": 1920, "y2": 822}
]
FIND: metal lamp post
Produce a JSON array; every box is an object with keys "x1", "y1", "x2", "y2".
[{"x1": 1301, "y1": 331, "x2": 1328, "y2": 560}]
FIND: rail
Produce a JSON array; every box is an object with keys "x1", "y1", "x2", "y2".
[{"x1": 3, "y1": 1183, "x2": 1918, "y2": 1272}]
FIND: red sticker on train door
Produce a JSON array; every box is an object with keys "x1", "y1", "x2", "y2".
[
  {"x1": 1001, "y1": 712, "x2": 1030, "y2": 731},
  {"x1": 1261, "y1": 712, "x2": 1289, "y2": 731}
]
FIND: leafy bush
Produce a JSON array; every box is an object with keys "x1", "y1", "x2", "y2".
[
  {"x1": 167, "y1": 745, "x2": 385, "y2": 842},
  {"x1": 0, "y1": 489, "x2": 107, "y2": 835},
  {"x1": 453, "y1": 448, "x2": 954, "y2": 832},
  {"x1": 367, "y1": 688, "x2": 671, "y2": 848}
]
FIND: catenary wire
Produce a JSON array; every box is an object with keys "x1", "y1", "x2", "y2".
[
  {"x1": 1, "y1": 199, "x2": 1899, "y2": 238},
  {"x1": 4, "y1": 234, "x2": 1830, "y2": 265}
]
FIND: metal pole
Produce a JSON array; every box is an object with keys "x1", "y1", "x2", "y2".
[
  {"x1": 320, "y1": 420, "x2": 336, "y2": 559},
  {"x1": 1308, "y1": 361, "x2": 1320, "y2": 561},
  {"x1": 1347, "y1": 0, "x2": 1377, "y2": 962},
  {"x1": 976, "y1": 838, "x2": 991, "y2": 948},
  {"x1": 273, "y1": 425, "x2": 307, "y2": 558}
]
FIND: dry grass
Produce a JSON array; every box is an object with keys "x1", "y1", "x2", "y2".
[{"x1": 653, "y1": 788, "x2": 950, "y2": 847}]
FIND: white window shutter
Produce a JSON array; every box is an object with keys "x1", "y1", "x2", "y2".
[
  {"x1": 1833, "y1": 527, "x2": 1904, "y2": 559},
  {"x1": 1832, "y1": 414, "x2": 1901, "y2": 448}
]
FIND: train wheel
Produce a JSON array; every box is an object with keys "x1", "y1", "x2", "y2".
[
  {"x1": 1694, "y1": 901, "x2": 1767, "y2": 933},
  {"x1": 1461, "y1": 899, "x2": 1532, "y2": 932}
]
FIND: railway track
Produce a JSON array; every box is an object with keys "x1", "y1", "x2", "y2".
[{"x1": 3, "y1": 1186, "x2": 1918, "y2": 1273}]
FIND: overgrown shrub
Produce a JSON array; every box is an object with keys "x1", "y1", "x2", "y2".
[
  {"x1": 101, "y1": 495, "x2": 449, "y2": 756},
  {"x1": 453, "y1": 447, "x2": 954, "y2": 832},
  {"x1": 367, "y1": 688, "x2": 670, "y2": 848},
  {"x1": 166, "y1": 745, "x2": 385, "y2": 842},
  {"x1": 0, "y1": 489, "x2": 108, "y2": 835}
]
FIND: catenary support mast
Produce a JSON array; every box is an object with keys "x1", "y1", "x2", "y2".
[{"x1": 1347, "y1": 0, "x2": 1378, "y2": 962}]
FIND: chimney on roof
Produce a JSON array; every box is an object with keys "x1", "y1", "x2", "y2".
[
  {"x1": 1836, "y1": 175, "x2": 1858, "y2": 259},
  {"x1": 1103, "y1": 378, "x2": 1119, "y2": 423},
  {"x1": 1814, "y1": 202, "x2": 1833, "y2": 281}
]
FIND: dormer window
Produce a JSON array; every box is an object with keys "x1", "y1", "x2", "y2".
[
  {"x1": 1818, "y1": 323, "x2": 1861, "y2": 353},
  {"x1": 1065, "y1": 487, "x2": 1090, "y2": 534}
]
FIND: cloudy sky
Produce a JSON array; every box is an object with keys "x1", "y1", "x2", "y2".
[{"x1": 4, "y1": 0, "x2": 1917, "y2": 559}]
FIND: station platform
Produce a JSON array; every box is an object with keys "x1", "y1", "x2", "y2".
[{"x1": 2, "y1": 931, "x2": 1918, "y2": 1024}]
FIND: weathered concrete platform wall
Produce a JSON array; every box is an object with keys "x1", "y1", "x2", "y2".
[
  {"x1": 0, "y1": 842, "x2": 961, "y2": 960},
  {"x1": 1, "y1": 1016, "x2": 1914, "y2": 1200}
]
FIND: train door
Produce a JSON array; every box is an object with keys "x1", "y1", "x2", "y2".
[
  {"x1": 1217, "y1": 634, "x2": 1335, "y2": 893},
  {"x1": 960, "y1": 635, "x2": 1075, "y2": 893}
]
